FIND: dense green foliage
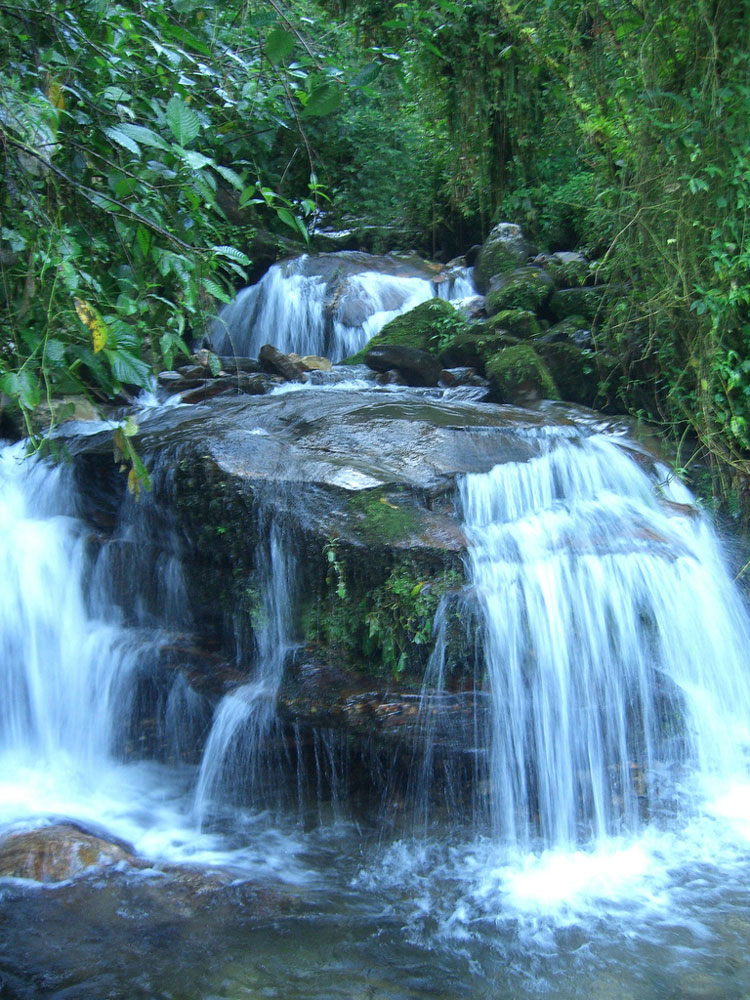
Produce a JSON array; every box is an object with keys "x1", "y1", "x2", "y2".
[
  {"x1": 0, "y1": 0, "x2": 342, "y2": 441},
  {"x1": 3, "y1": 0, "x2": 750, "y2": 506}
]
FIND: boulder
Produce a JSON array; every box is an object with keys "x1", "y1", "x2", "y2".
[
  {"x1": 295, "y1": 355, "x2": 333, "y2": 372},
  {"x1": 534, "y1": 315, "x2": 593, "y2": 349},
  {"x1": 363, "y1": 344, "x2": 443, "y2": 387},
  {"x1": 474, "y1": 222, "x2": 534, "y2": 293},
  {"x1": 344, "y1": 297, "x2": 467, "y2": 365},
  {"x1": 535, "y1": 342, "x2": 601, "y2": 407},
  {"x1": 534, "y1": 251, "x2": 592, "y2": 289},
  {"x1": 549, "y1": 285, "x2": 609, "y2": 323},
  {"x1": 485, "y1": 266, "x2": 555, "y2": 316},
  {"x1": 438, "y1": 322, "x2": 519, "y2": 370},
  {"x1": 485, "y1": 344, "x2": 559, "y2": 404},
  {"x1": 0, "y1": 823, "x2": 137, "y2": 882},
  {"x1": 258, "y1": 344, "x2": 306, "y2": 382},
  {"x1": 486, "y1": 309, "x2": 542, "y2": 340}
]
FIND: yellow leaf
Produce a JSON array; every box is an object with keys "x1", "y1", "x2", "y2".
[
  {"x1": 74, "y1": 297, "x2": 108, "y2": 353},
  {"x1": 379, "y1": 496, "x2": 399, "y2": 510},
  {"x1": 47, "y1": 80, "x2": 65, "y2": 110}
]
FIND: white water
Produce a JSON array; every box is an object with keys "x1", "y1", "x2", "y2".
[
  {"x1": 0, "y1": 444, "x2": 309, "y2": 877},
  {"x1": 193, "y1": 510, "x2": 297, "y2": 824},
  {"x1": 456, "y1": 428, "x2": 750, "y2": 852},
  {"x1": 208, "y1": 254, "x2": 474, "y2": 361}
]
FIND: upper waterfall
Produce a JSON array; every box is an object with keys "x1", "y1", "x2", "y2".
[{"x1": 207, "y1": 251, "x2": 475, "y2": 361}]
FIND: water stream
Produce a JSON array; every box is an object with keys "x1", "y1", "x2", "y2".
[{"x1": 2, "y1": 332, "x2": 750, "y2": 992}]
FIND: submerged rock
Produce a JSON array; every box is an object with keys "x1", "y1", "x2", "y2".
[{"x1": 0, "y1": 823, "x2": 138, "y2": 882}]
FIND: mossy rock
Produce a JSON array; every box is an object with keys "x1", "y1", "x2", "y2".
[
  {"x1": 535, "y1": 342, "x2": 601, "y2": 407},
  {"x1": 485, "y1": 266, "x2": 555, "y2": 316},
  {"x1": 544, "y1": 252, "x2": 592, "y2": 289},
  {"x1": 549, "y1": 285, "x2": 609, "y2": 322},
  {"x1": 474, "y1": 222, "x2": 533, "y2": 293},
  {"x1": 343, "y1": 298, "x2": 467, "y2": 365},
  {"x1": 438, "y1": 322, "x2": 519, "y2": 370},
  {"x1": 534, "y1": 314, "x2": 592, "y2": 348},
  {"x1": 485, "y1": 344, "x2": 559, "y2": 403},
  {"x1": 487, "y1": 309, "x2": 542, "y2": 339}
]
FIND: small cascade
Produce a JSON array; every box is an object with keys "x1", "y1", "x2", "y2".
[
  {"x1": 446, "y1": 426, "x2": 750, "y2": 849},
  {"x1": 208, "y1": 252, "x2": 474, "y2": 361},
  {"x1": 0, "y1": 445, "x2": 144, "y2": 771},
  {"x1": 193, "y1": 505, "x2": 297, "y2": 824}
]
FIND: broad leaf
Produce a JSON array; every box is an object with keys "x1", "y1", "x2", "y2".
[
  {"x1": 74, "y1": 297, "x2": 108, "y2": 353},
  {"x1": 165, "y1": 95, "x2": 200, "y2": 146},
  {"x1": 266, "y1": 28, "x2": 295, "y2": 64},
  {"x1": 104, "y1": 126, "x2": 140, "y2": 155},
  {"x1": 301, "y1": 83, "x2": 342, "y2": 117},
  {"x1": 107, "y1": 349, "x2": 152, "y2": 388}
]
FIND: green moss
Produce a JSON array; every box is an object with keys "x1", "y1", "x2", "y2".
[
  {"x1": 343, "y1": 298, "x2": 467, "y2": 365},
  {"x1": 535, "y1": 342, "x2": 601, "y2": 406},
  {"x1": 485, "y1": 266, "x2": 554, "y2": 316},
  {"x1": 488, "y1": 309, "x2": 541, "y2": 339},
  {"x1": 346, "y1": 487, "x2": 423, "y2": 544},
  {"x1": 438, "y1": 322, "x2": 519, "y2": 370},
  {"x1": 485, "y1": 344, "x2": 559, "y2": 402}
]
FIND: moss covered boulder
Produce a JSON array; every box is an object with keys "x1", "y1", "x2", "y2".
[
  {"x1": 535, "y1": 342, "x2": 601, "y2": 407},
  {"x1": 474, "y1": 222, "x2": 534, "y2": 293},
  {"x1": 487, "y1": 309, "x2": 542, "y2": 340},
  {"x1": 549, "y1": 285, "x2": 609, "y2": 323},
  {"x1": 343, "y1": 297, "x2": 467, "y2": 365},
  {"x1": 485, "y1": 344, "x2": 559, "y2": 404},
  {"x1": 486, "y1": 266, "x2": 555, "y2": 316},
  {"x1": 534, "y1": 314, "x2": 592, "y2": 348},
  {"x1": 438, "y1": 322, "x2": 519, "y2": 370}
]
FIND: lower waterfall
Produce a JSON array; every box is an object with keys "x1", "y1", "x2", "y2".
[{"x1": 3, "y1": 406, "x2": 750, "y2": 1000}]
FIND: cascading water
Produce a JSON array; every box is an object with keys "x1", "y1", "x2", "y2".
[
  {"x1": 193, "y1": 505, "x2": 297, "y2": 824},
  {"x1": 411, "y1": 424, "x2": 750, "y2": 855},
  {"x1": 208, "y1": 252, "x2": 474, "y2": 361},
  {"x1": 4, "y1": 398, "x2": 750, "y2": 999}
]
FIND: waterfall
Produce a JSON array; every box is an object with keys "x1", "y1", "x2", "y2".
[
  {"x1": 193, "y1": 506, "x2": 297, "y2": 824},
  {"x1": 452, "y1": 426, "x2": 750, "y2": 849},
  {"x1": 0, "y1": 444, "x2": 144, "y2": 771},
  {"x1": 208, "y1": 253, "x2": 474, "y2": 361}
]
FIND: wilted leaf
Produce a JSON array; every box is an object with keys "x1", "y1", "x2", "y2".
[{"x1": 74, "y1": 297, "x2": 108, "y2": 353}]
